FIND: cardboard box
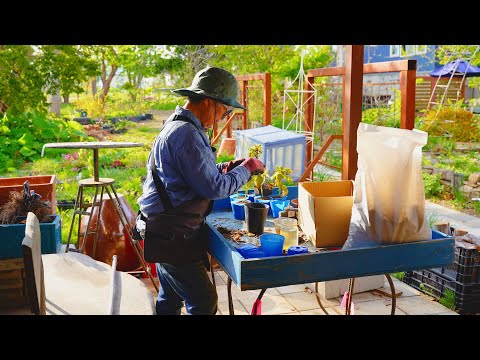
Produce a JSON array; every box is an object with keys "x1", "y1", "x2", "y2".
[{"x1": 298, "y1": 180, "x2": 354, "y2": 248}]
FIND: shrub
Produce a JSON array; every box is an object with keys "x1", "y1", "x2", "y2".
[
  {"x1": 420, "y1": 101, "x2": 480, "y2": 142},
  {"x1": 423, "y1": 172, "x2": 444, "y2": 197}
]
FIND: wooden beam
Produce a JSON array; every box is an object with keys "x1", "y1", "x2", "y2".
[
  {"x1": 264, "y1": 73, "x2": 271, "y2": 125},
  {"x1": 363, "y1": 60, "x2": 415, "y2": 73},
  {"x1": 297, "y1": 135, "x2": 342, "y2": 183},
  {"x1": 236, "y1": 73, "x2": 266, "y2": 81},
  {"x1": 307, "y1": 67, "x2": 346, "y2": 77},
  {"x1": 400, "y1": 65, "x2": 417, "y2": 130},
  {"x1": 242, "y1": 80, "x2": 248, "y2": 129},
  {"x1": 307, "y1": 60, "x2": 415, "y2": 78},
  {"x1": 342, "y1": 45, "x2": 364, "y2": 181},
  {"x1": 211, "y1": 113, "x2": 237, "y2": 146}
]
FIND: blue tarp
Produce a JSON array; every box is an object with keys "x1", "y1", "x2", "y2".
[{"x1": 430, "y1": 59, "x2": 480, "y2": 78}]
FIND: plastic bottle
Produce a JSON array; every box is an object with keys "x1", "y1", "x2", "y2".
[{"x1": 279, "y1": 218, "x2": 298, "y2": 251}]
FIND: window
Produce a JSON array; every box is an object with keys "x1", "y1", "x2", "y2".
[
  {"x1": 390, "y1": 45, "x2": 400, "y2": 57},
  {"x1": 400, "y1": 45, "x2": 428, "y2": 56}
]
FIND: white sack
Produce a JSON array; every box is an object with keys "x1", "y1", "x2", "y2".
[{"x1": 343, "y1": 123, "x2": 432, "y2": 249}]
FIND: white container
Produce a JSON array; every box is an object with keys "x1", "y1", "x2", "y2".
[
  {"x1": 235, "y1": 125, "x2": 306, "y2": 181},
  {"x1": 316, "y1": 275, "x2": 386, "y2": 299}
]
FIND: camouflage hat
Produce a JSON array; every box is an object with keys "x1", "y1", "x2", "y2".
[{"x1": 171, "y1": 66, "x2": 246, "y2": 110}]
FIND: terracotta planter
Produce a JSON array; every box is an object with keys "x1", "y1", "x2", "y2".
[
  {"x1": 0, "y1": 175, "x2": 56, "y2": 215},
  {"x1": 217, "y1": 138, "x2": 236, "y2": 157},
  {"x1": 79, "y1": 193, "x2": 140, "y2": 272}
]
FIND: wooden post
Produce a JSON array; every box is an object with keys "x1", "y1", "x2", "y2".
[
  {"x1": 342, "y1": 45, "x2": 364, "y2": 181},
  {"x1": 264, "y1": 73, "x2": 271, "y2": 125},
  {"x1": 93, "y1": 148, "x2": 99, "y2": 182},
  {"x1": 242, "y1": 80, "x2": 248, "y2": 129},
  {"x1": 304, "y1": 76, "x2": 315, "y2": 172},
  {"x1": 400, "y1": 60, "x2": 417, "y2": 130}
]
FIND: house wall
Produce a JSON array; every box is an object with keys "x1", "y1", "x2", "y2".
[{"x1": 363, "y1": 45, "x2": 439, "y2": 74}]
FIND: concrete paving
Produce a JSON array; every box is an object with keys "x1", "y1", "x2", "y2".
[
  {"x1": 425, "y1": 201, "x2": 480, "y2": 236},
  {"x1": 142, "y1": 271, "x2": 459, "y2": 315}
]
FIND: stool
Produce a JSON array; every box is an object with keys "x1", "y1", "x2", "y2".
[
  {"x1": 65, "y1": 177, "x2": 159, "y2": 293},
  {"x1": 42, "y1": 141, "x2": 158, "y2": 293}
]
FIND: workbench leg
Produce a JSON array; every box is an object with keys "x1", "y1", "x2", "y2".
[
  {"x1": 385, "y1": 274, "x2": 396, "y2": 315},
  {"x1": 208, "y1": 254, "x2": 216, "y2": 287},
  {"x1": 313, "y1": 282, "x2": 343, "y2": 315},
  {"x1": 227, "y1": 277, "x2": 235, "y2": 315},
  {"x1": 345, "y1": 278, "x2": 356, "y2": 315},
  {"x1": 251, "y1": 289, "x2": 267, "y2": 315}
]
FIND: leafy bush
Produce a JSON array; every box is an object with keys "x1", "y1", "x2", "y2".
[
  {"x1": 74, "y1": 94, "x2": 105, "y2": 119},
  {"x1": 361, "y1": 89, "x2": 401, "y2": 128},
  {"x1": 216, "y1": 151, "x2": 235, "y2": 164},
  {"x1": 422, "y1": 172, "x2": 444, "y2": 198},
  {"x1": 420, "y1": 101, "x2": 480, "y2": 141},
  {"x1": 439, "y1": 288, "x2": 456, "y2": 310},
  {"x1": 0, "y1": 112, "x2": 88, "y2": 173},
  {"x1": 424, "y1": 136, "x2": 456, "y2": 153}
]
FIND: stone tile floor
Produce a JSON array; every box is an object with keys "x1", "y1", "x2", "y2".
[{"x1": 142, "y1": 270, "x2": 459, "y2": 315}]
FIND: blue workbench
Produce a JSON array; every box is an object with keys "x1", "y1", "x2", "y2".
[{"x1": 206, "y1": 186, "x2": 454, "y2": 314}]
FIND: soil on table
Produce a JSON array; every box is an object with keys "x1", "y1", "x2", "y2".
[{"x1": 208, "y1": 212, "x2": 318, "y2": 253}]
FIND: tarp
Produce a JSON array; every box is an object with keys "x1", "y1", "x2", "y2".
[{"x1": 430, "y1": 59, "x2": 480, "y2": 77}]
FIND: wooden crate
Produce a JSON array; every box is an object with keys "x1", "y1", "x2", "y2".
[{"x1": 0, "y1": 258, "x2": 28, "y2": 308}]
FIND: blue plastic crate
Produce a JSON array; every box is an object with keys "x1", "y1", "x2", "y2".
[
  {"x1": 0, "y1": 214, "x2": 62, "y2": 260},
  {"x1": 235, "y1": 125, "x2": 306, "y2": 181}
]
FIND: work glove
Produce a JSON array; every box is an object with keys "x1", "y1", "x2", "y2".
[
  {"x1": 222, "y1": 158, "x2": 245, "y2": 174},
  {"x1": 240, "y1": 157, "x2": 265, "y2": 175}
]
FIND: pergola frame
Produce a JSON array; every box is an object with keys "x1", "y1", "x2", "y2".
[
  {"x1": 303, "y1": 46, "x2": 417, "y2": 181},
  {"x1": 211, "y1": 72, "x2": 271, "y2": 146}
]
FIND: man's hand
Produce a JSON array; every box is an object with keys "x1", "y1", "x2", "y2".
[
  {"x1": 240, "y1": 157, "x2": 265, "y2": 175},
  {"x1": 222, "y1": 158, "x2": 245, "y2": 174}
]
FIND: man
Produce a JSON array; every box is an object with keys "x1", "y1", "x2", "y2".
[{"x1": 137, "y1": 66, "x2": 265, "y2": 315}]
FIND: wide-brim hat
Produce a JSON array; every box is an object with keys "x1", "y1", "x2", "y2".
[{"x1": 171, "y1": 66, "x2": 247, "y2": 110}]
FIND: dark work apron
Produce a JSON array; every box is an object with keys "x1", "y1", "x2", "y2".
[{"x1": 141, "y1": 114, "x2": 214, "y2": 266}]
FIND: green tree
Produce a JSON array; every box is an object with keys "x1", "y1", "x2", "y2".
[
  {"x1": 0, "y1": 45, "x2": 48, "y2": 116},
  {"x1": 118, "y1": 45, "x2": 159, "y2": 102}
]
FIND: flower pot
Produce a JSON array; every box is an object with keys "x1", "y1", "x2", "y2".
[
  {"x1": 217, "y1": 137, "x2": 236, "y2": 157},
  {"x1": 259, "y1": 233, "x2": 285, "y2": 257},
  {"x1": 0, "y1": 175, "x2": 57, "y2": 215},
  {"x1": 270, "y1": 199, "x2": 291, "y2": 218},
  {"x1": 254, "y1": 196, "x2": 272, "y2": 216},
  {"x1": 0, "y1": 214, "x2": 62, "y2": 260},
  {"x1": 79, "y1": 193, "x2": 140, "y2": 272},
  {"x1": 291, "y1": 198, "x2": 299, "y2": 208},
  {"x1": 244, "y1": 202, "x2": 269, "y2": 235},
  {"x1": 232, "y1": 199, "x2": 250, "y2": 220}
]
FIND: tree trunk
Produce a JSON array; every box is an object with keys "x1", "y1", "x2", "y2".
[
  {"x1": 63, "y1": 94, "x2": 69, "y2": 104},
  {"x1": 100, "y1": 65, "x2": 118, "y2": 103},
  {"x1": 50, "y1": 89, "x2": 61, "y2": 116},
  {"x1": 92, "y1": 78, "x2": 97, "y2": 96}
]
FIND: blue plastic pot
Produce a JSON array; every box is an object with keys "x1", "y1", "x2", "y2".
[
  {"x1": 270, "y1": 199, "x2": 291, "y2": 218},
  {"x1": 231, "y1": 199, "x2": 250, "y2": 220},
  {"x1": 259, "y1": 233, "x2": 285, "y2": 257}
]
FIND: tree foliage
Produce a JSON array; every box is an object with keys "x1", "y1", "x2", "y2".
[{"x1": 0, "y1": 45, "x2": 98, "y2": 116}]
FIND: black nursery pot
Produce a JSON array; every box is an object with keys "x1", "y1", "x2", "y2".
[{"x1": 244, "y1": 202, "x2": 269, "y2": 235}]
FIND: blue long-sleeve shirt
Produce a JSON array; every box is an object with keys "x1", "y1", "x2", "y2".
[{"x1": 138, "y1": 106, "x2": 251, "y2": 216}]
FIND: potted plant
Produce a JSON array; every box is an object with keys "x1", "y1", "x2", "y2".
[
  {"x1": 0, "y1": 181, "x2": 62, "y2": 260},
  {"x1": 269, "y1": 166, "x2": 293, "y2": 199}
]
